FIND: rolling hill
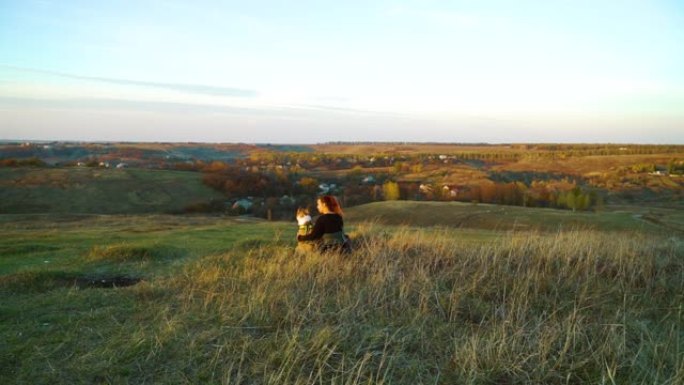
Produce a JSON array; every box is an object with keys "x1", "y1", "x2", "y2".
[
  {"x1": 0, "y1": 167, "x2": 223, "y2": 214},
  {"x1": 345, "y1": 200, "x2": 684, "y2": 233}
]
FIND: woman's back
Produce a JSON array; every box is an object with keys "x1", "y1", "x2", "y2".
[
  {"x1": 297, "y1": 196, "x2": 350, "y2": 254},
  {"x1": 298, "y1": 213, "x2": 343, "y2": 241}
]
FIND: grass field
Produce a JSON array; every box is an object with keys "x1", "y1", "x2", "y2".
[
  {"x1": 311, "y1": 143, "x2": 523, "y2": 155},
  {"x1": 490, "y1": 153, "x2": 682, "y2": 175},
  {"x1": 0, "y1": 168, "x2": 224, "y2": 214},
  {"x1": 346, "y1": 201, "x2": 684, "y2": 234},
  {"x1": 1, "y1": 203, "x2": 683, "y2": 384}
]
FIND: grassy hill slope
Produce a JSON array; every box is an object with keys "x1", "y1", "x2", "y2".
[
  {"x1": 0, "y1": 168, "x2": 224, "y2": 214},
  {"x1": 1, "y1": 216, "x2": 682, "y2": 384},
  {"x1": 345, "y1": 200, "x2": 684, "y2": 233}
]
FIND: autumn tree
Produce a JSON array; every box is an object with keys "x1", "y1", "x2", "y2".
[
  {"x1": 565, "y1": 190, "x2": 578, "y2": 211},
  {"x1": 383, "y1": 181, "x2": 401, "y2": 200},
  {"x1": 203, "y1": 161, "x2": 228, "y2": 173},
  {"x1": 298, "y1": 177, "x2": 319, "y2": 195},
  {"x1": 480, "y1": 183, "x2": 497, "y2": 203}
]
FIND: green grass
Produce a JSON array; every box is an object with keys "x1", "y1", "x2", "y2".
[
  {"x1": 1, "y1": 212, "x2": 683, "y2": 384},
  {"x1": 0, "y1": 168, "x2": 224, "y2": 214},
  {"x1": 0, "y1": 215, "x2": 288, "y2": 276},
  {"x1": 345, "y1": 200, "x2": 683, "y2": 233}
]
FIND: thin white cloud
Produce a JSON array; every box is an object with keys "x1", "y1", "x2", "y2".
[
  {"x1": 0, "y1": 96, "x2": 403, "y2": 120},
  {"x1": 0, "y1": 65, "x2": 258, "y2": 98}
]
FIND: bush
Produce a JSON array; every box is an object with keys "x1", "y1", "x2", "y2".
[
  {"x1": 0, "y1": 157, "x2": 47, "y2": 167},
  {"x1": 183, "y1": 199, "x2": 226, "y2": 214}
]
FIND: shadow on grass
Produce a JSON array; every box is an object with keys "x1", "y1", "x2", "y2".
[
  {"x1": 0, "y1": 270, "x2": 143, "y2": 293},
  {"x1": 86, "y1": 243, "x2": 186, "y2": 263},
  {"x1": 0, "y1": 244, "x2": 60, "y2": 255}
]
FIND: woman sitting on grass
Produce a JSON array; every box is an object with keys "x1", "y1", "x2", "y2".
[{"x1": 296, "y1": 195, "x2": 350, "y2": 253}]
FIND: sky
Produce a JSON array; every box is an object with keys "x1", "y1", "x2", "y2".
[{"x1": 1, "y1": 0, "x2": 683, "y2": 144}]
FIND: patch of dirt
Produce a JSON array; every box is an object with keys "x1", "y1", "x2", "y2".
[
  {"x1": 72, "y1": 276, "x2": 142, "y2": 289},
  {"x1": 0, "y1": 272, "x2": 144, "y2": 293}
]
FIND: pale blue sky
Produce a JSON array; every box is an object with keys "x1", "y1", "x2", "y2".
[{"x1": 1, "y1": 0, "x2": 683, "y2": 143}]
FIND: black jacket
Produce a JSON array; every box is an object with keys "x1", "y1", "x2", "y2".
[{"x1": 297, "y1": 214, "x2": 344, "y2": 241}]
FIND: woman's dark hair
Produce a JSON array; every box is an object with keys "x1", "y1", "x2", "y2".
[{"x1": 319, "y1": 195, "x2": 343, "y2": 216}]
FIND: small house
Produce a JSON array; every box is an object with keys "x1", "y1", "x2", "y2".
[
  {"x1": 318, "y1": 183, "x2": 337, "y2": 194},
  {"x1": 232, "y1": 199, "x2": 253, "y2": 211},
  {"x1": 442, "y1": 185, "x2": 459, "y2": 197}
]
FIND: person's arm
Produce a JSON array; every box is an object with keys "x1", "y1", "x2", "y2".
[{"x1": 297, "y1": 216, "x2": 325, "y2": 241}]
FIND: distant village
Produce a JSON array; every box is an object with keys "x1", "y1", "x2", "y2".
[{"x1": 2, "y1": 141, "x2": 683, "y2": 219}]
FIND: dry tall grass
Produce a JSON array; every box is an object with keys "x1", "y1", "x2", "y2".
[{"x1": 132, "y1": 224, "x2": 683, "y2": 384}]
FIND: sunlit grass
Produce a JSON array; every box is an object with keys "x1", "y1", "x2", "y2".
[{"x1": 2, "y1": 219, "x2": 681, "y2": 384}]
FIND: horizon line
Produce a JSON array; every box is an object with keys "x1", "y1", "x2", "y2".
[{"x1": 2, "y1": 139, "x2": 683, "y2": 146}]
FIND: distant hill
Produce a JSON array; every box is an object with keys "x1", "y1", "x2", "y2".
[
  {"x1": 0, "y1": 168, "x2": 224, "y2": 214},
  {"x1": 345, "y1": 200, "x2": 680, "y2": 233},
  {"x1": 0, "y1": 142, "x2": 314, "y2": 164}
]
